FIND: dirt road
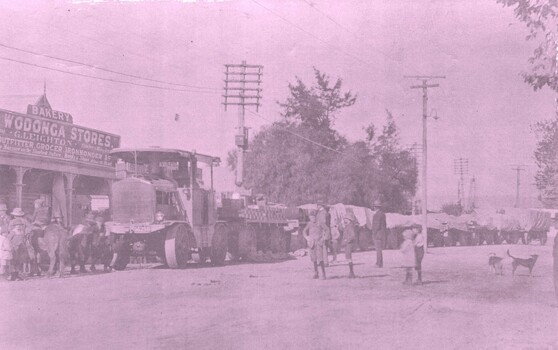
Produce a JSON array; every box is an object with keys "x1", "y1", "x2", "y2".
[{"x1": 0, "y1": 243, "x2": 556, "y2": 349}]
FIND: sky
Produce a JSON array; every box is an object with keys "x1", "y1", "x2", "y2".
[{"x1": 0, "y1": 0, "x2": 554, "y2": 208}]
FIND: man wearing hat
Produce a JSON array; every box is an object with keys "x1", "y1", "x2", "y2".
[
  {"x1": 342, "y1": 214, "x2": 357, "y2": 278},
  {"x1": 371, "y1": 199, "x2": 387, "y2": 268},
  {"x1": 7, "y1": 208, "x2": 32, "y2": 280},
  {"x1": 316, "y1": 202, "x2": 331, "y2": 266},
  {"x1": 29, "y1": 198, "x2": 51, "y2": 275},
  {"x1": 303, "y1": 210, "x2": 328, "y2": 280}
]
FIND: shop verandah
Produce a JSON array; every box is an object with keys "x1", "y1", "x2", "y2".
[{"x1": 0, "y1": 153, "x2": 114, "y2": 227}]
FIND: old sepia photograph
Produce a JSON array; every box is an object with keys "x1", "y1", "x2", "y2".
[{"x1": 0, "y1": 0, "x2": 557, "y2": 349}]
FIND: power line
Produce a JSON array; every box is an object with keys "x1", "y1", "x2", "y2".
[
  {"x1": 300, "y1": 0, "x2": 355, "y2": 36},
  {"x1": 250, "y1": 0, "x2": 373, "y2": 66},
  {"x1": 246, "y1": 108, "x2": 355, "y2": 160},
  {"x1": 0, "y1": 55, "x2": 219, "y2": 94},
  {"x1": 0, "y1": 42, "x2": 219, "y2": 91}
]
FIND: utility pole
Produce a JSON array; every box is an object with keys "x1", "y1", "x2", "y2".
[
  {"x1": 467, "y1": 176, "x2": 476, "y2": 212},
  {"x1": 512, "y1": 165, "x2": 526, "y2": 208},
  {"x1": 406, "y1": 75, "x2": 445, "y2": 252},
  {"x1": 223, "y1": 61, "x2": 263, "y2": 188},
  {"x1": 407, "y1": 143, "x2": 422, "y2": 215},
  {"x1": 453, "y1": 158, "x2": 469, "y2": 207}
]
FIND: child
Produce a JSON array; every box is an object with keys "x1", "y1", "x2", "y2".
[
  {"x1": 400, "y1": 228, "x2": 416, "y2": 285},
  {"x1": 0, "y1": 227, "x2": 13, "y2": 278},
  {"x1": 342, "y1": 214, "x2": 357, "y2": 278},
  {"x1": 413, "y1": 225, "x2": 424, "y2": 285},
  {"x1": 303, "y1": 210, "x2": 328, "y2": 280}
]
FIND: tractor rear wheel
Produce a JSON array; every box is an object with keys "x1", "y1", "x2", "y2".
[
  {"x1": 164, "y1": 224, "x2": 195, "y2": 268},
  {"x1": 227, "y1": 227, "x2": 240, "y2": 262},
  {"x1": 210, "y1": 223, "x2": 228, "y2": 266}
]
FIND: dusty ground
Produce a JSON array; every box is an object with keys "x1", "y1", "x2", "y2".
[{"x1": 0, "y1": 240, "x2": 557, "y2": 350}]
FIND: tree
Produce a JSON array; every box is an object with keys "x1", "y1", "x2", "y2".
[
  {"x1": 498, "y1": 1, "x2": 558, "y2": 206},
  {"x1": 229, "y1": 69, "x2": 417, "y2": 211},
  {"x1": 497, "y1": 0, "x2": 558, "y2": 92},
  {"x1": 279, "y1": 67, "x2": 357, "y2": 130},
  {"x1": 533, "y1": 117, "x2": 558, "y2": 206},
  {"x1": 366, "y1": 111, "x2": 419, "y2": 212}
]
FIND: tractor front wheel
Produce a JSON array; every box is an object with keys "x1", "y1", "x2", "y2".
[{"x1": 165, "y1": 224, "x2": 195, "y2": 268}]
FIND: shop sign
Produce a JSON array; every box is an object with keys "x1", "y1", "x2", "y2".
[
  {"x1": 27, "y1": 104, "x2": 74, "y2": 124},
  {"x1": 0, "y1": 109, "x2": 120, "y2": 168}
]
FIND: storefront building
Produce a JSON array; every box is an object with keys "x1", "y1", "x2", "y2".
[{"x1": 0, "y1": 93, "x2": 120, "y2": 226}]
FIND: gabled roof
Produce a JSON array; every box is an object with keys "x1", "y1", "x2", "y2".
[{"x1": 35, "y1": 94, "x2": 51, "y2": 109}]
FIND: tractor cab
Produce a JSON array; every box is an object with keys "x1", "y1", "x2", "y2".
[{"x1": 106, "y1": 147, "x2": 224, "y2": 269}]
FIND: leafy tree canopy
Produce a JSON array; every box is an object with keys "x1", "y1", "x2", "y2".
[
  {"x1": 497, "y1": 0, "x2": 558, "y2": 92},
  {"x1": 229, "y1": 69, "x2": 418, "y2": 212},
  {"x1": 498, "y1": 1, "x2": 558, "y2": 207},
  {"x1": 533, "y1": 116, "x2": 558, "y2": 206}
]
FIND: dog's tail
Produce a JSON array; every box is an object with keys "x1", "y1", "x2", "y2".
[{"x1": 507, "y1": 249, "x2": 515, "y2": 259}]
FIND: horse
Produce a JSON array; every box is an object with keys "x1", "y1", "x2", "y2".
[
  {"x1": 38, "y1": 223, "x2": 70, "y2": 277},
  {"x1": 68, "y1": 220, "x2": 113, "y2": 274},
  {"x1": 9, "y1": 233, "x2": 34, "y2": 281},
  {"x1": 89, "y1": 221, "x2": 112, "y2": 272}
]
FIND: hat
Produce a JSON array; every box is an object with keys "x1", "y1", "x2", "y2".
[
  {"x1": 11, "y1": 208, "x2": 25, "y2": 217},
  {"x1": 0, "y1": 203, "x2": 7, "y2": 211},
  {"x1": 373, "y1": 199, "x2": 383, "y2": 207}
]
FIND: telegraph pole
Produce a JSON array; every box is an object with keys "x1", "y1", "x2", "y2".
[
  {"x1": 223, "y1": 61, "x2": 263, "y2": 188},
  {"x1": 453, "y1": 158, "x2": 469, "y2": 207},
  {"x1": 512, "y1": 165, "x2": 526, "y2": 208},
  {"x1": 407, "y1": 143, "x2": 422, "y2": 215},
  {"x1": 406, "y1": 75, "x2": 445, "y2": 252}
]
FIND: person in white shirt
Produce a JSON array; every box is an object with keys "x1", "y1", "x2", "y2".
[{"x1": 413, "y1": 225, "x2": 425, "y2": 285}]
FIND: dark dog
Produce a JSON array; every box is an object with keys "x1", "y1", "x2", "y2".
[
  {"x1": 488, "y1": 253, "x2": 503, "y2": 275},
  {"x1": 507, "y1": 250, "x2": 538, "y2": 276}
]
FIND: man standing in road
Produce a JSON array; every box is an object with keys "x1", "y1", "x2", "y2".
[
  {"x1": 342, "y1": 214, "x2": 357, "y2": 278},
  {"x1": 371, "y1": 199, "x2": 387, "y2": 268},
  {"x1": 316, "y1": 203, "x2": 331, "y2": 266}
]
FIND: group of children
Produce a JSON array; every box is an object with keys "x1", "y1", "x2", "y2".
[
  {"x1": 303, "y1": 208, "x2": 425, "y2": 285},
  {"x1": 400, "y1": 225, "x2": 424, "y2": 285}
]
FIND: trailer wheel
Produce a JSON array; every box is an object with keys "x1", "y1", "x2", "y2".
[
  {"x1": 165, "y1": 224, "x2": 195, "y2": 269},
  {"x1": 470, "y1": 233, "x2": 480, "y2": 246},
  {"x1": 432, "y1": 233, "x2": 443, "y2": 248},
  {"x1": 210, "y1": 223, "x2": 228, "y2": 266},
  {"x1": 238, "y1": 225, "x2": 257, "y2": 259},
  {"x1": 484, "y1": 231, "x2": 495, "y2": 245},
  {"x1": 270, "y1": 226, "x2": 288, "y2": 254},
  {"x1": 457, "y1": 230, "x2": 468, "y2": 246}
]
